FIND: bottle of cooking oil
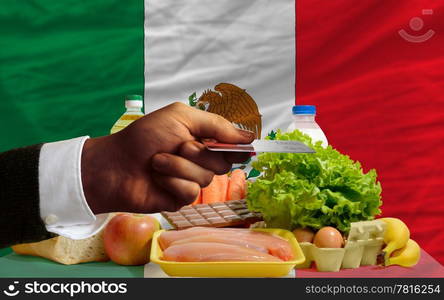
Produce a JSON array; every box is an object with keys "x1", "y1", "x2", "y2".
[{"x1": 110, "y1": 95, "x2": 144, "y2": 134}]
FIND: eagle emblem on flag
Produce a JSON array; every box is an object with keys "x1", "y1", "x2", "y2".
[{"x1": 196, "y1": 83, "x2": 262, "y2": 138}]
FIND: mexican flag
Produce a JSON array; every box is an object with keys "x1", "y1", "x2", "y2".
[
  {"x1": 1, "y1": 0, "x2": 444, "y2": 264},
  {"x1": 0, "y1": 0, "x2": 295, "y2": 152}
]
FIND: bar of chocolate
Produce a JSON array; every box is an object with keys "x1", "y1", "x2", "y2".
[{"x1": 161, "y1": 199, "x2": 262, "y2": 229}]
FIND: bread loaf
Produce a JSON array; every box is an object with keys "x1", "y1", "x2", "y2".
[{"x1": 12, "y1": 213, "x2": 114, "y2": 265}]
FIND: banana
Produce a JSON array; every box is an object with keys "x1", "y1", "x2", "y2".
[
  {"x1": 385, "y1": 239, "x2": 421, "y2": 267},
  {"x1": 379, "y1": 217, "x2": 410, "y2": 264}
]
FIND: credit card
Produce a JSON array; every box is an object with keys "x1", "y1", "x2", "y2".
[{"x1": 203, "y1": 139, "x2": 315, "y2": 153}]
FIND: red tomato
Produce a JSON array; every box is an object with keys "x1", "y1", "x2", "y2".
[{"x1": 103, "y1": 213, "x2": 160, "y2": 265}]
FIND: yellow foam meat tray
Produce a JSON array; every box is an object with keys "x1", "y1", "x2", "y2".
[{"x1": 150, "y1": 228, "x2": 305, "y2": 278}]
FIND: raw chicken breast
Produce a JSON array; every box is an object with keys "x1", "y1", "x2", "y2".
[
  {"x1": 159, "y1": 227, "x2": 294, "y2": 261},
  {"x1": 170, "y1": 235, "x2": 268, "y2": 254},
  {"x1": 158, "y1": 227, "x2": 237, "y2": 249},
  {"x1": 162, "y1": 242, "x2": 283, "y2": 262}
]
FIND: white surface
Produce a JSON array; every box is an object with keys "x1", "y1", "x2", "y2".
[
  {"x1": 144, "y1": 0, "x2": 295, "y2": 136},
  {"x1": 39, "y1": 136, "x2": 109, "y2": 239}
]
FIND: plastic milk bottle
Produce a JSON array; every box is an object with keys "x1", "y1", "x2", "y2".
[{"x1": 286, "y1": 105, "x2": 328, "y2": 147}]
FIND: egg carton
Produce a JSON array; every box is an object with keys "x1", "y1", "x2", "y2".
[{"x1": 295, "y1": 220, "x2": 386, "y2": 272}]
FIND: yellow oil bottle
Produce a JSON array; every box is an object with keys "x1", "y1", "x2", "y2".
[{"x1": 110, "y1": 95, "x2": 144, "y2": 134}]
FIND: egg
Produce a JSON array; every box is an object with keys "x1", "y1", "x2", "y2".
[
  {"x1": 313, "y1": 226, "x2": 344, "y2": 248},
  {"x1": 293, "y1": 227, "x2": 315, "y2": 243}
]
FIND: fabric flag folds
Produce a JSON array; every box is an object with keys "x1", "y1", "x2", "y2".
[
  {"x1": 0, "y1": 0, "x2": 443, "y2": 264},
  {"x1": 0, "y1": 0, "x2": 145, "y2": 149},
  {"x1": 144, "y1": 0, "x2": 296, "y2": 137}
]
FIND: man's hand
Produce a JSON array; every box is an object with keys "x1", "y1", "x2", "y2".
[{"x1": 81, "y1": 102, "x2": 254, "y2": 213}]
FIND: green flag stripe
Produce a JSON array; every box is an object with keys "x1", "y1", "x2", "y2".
[{"x1": 0, "y1": 0, "x2": 145, "y2": 151}]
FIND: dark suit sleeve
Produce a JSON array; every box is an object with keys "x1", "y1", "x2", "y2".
[{"x1": 0, "y1": 144, "x2": 56, "y2": 248}]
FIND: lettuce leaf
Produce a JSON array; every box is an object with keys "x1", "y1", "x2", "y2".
[{"x1": 246, "y1": 130, "x2": 382, "y2": 232}]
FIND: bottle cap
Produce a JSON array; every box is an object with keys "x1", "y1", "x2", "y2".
[
  {"x1": 125, "y1": 95, "x2": 143, "y2": 101},
  {"x1": 292, "y1": 105, "x2": 316, "y2": 115},
  {"x1": 125, "y1": 95, "x2": 143, "y2": 108}
]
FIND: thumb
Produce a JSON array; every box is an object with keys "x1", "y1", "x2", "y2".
[{"x1": 183, "y1": 107, "x2": 256, "y2": 144}]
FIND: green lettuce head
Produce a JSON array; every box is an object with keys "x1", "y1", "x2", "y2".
[{"x1": 246, "y1": 130, "x2": 382, "y2": 233}]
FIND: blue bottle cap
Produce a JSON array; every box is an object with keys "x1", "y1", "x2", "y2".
[{"x1": 292, "y1": 105, "x2": 316, "y2": 115}]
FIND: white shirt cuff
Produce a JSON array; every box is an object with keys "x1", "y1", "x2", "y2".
[{"x1": 39, "y1": 136, "x2": 108, "y2": 240}]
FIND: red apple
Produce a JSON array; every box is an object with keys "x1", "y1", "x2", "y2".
[{"x1": 103, "y1": 213, "x2": 160, "y2": 265}]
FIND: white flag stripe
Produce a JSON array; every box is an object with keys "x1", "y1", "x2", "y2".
[{"x1": 144, "y1": 0, "x2": 295, "y2": 136}]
